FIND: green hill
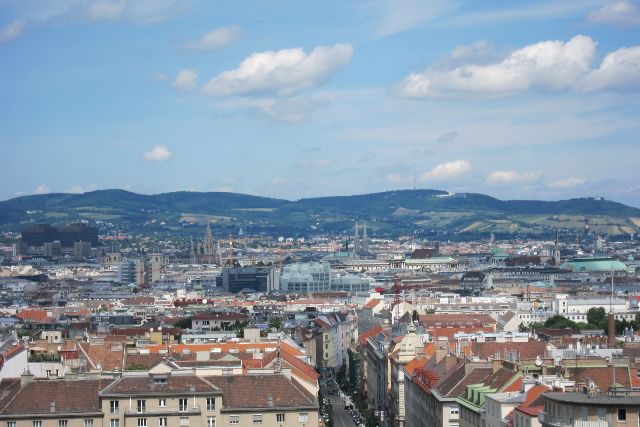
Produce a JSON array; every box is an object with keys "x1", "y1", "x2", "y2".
[{"x1": 1, "y1": 189, "x2": 639, "y2": 238}]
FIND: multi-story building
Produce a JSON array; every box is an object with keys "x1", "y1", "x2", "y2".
[
  {"x1": 539, "y1": 388, "x2": 640, "y2": 427},
  {"x1": 0, "y1": 372, "x2": 318, "y2": 427}
]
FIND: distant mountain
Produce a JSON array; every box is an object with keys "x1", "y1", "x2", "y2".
[{"x1": 1, "y1": 189, "x2": 639, "y2": 238}]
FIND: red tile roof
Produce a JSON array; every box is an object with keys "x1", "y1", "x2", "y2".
[{"x1": 363, "y1": 299, "x2": 382, "y2": 309}]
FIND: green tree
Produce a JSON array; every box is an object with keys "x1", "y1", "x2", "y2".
[
  {"x1": 173, "y1": 317, "x2": 192, "y2": 329},
  {"x1": 544, "y1": 315, "x2": 578, "y2": 329},
  {"x1": 268, "y1": 317, "x2": 283, "y2": 331},
  {"x1": 587, "y1": 307, "x2": 606, "y2": 326}
]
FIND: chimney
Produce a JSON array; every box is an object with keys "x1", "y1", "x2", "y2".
[
  {"x1": 492, "y1": 358, "x2": 502, "y2": 374},
  {"x1": 434, "y1": 346, "x2": 447, "y2": 365},
  {"x1": 50, "y1": 401, "x2": 56, "y2": 414},
  {"x1": 608, "y1": 313, "x2": 616, "y2": 348},
  {"x1": 21, "y1": 370, "x2": 34, "y2": 386}
]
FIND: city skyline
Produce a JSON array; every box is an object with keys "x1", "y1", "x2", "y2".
[{"x1": 1, "y1": 0, "x2": 640, "y2": 205}]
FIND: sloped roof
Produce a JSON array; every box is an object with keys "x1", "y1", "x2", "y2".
[
  {"x1": 208, "y1": 374, "x2": 317, "y2": 409},
  {"x1": 1, "y1": 379, "x2": 110, "y2": 415}
]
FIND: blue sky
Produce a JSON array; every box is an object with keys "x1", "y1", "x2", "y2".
[{"x1": 1, "y1": 0, "x2": 640, "y2": 205}]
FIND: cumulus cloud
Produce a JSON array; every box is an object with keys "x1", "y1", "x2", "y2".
[
  {"x1": 421, "y1": 160, "x2": 470, "y2": 182},
  {"x1": 486, "y1": 170, "x2": 541, "y2": 186},
  {"x1": 34, "y1": 184, "x2": 50, "y2": 195},
  {"x1": 580, "y1": 46, "x2": 640, "y2": 92},
  {"x1": 397, "y1": 35, "x2": 597, "y2": 97},
  {"x1": 172, "y1": 69, "x2": 198, "y2": 91},
  {"x1": 588, "y1": 1, "x2": 640, "y2": 26},
  {"x1": 143, "y1": 145, "x2": 172, "y2": 161},
  {"x1": 203, "y1": 43, "x2": 353, "y2": 96},
  {"x1": 184, "y1": 26, "x2": 239, "y2": 51},
  {"x1": 548, "y1": 177, "x2": 587, "y2": 189},
  {"x1": 373, "y1": 0, "x2": 461, "y2": 37},
  {"x1": 0, "y1": 20, "x2": 26, "y2": 44}
]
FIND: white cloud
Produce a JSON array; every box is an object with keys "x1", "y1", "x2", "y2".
[
  {"x1": 0, "y1": 20, "x2": 26, "y2": 44},
  {"x1": 387, "y1": 173, "x2": 410, "y2": 184},
  {"x1": 184, "y1": 26, "x2": 239, "y2": 51},
  {"x1": 372, "y1": 0, "x2": 461, "y2": 37},
  {"x1": 421, "y1": 160, "x2": 470, "y2": 182},
  {"x1": 172, "y1": 69, "x2": 198, "y2": 91},
  {"x1": 397, "y1": 35, "x2": 597, "y2": 97},
  {"x1": 486, "y1": 170, "x2": 541, "y2": 186},
  {"x1": 67, "y1": 185, "x2": 85, "y2": 194},
  {"x1": 203, "y1": 43, "x2": 353, "y2": 96},
  {"x1": 86, "y1": 0, "x2": 187, "y2": 24},
  {"x1": 255, "y1": 97, "x2": 329, "y2": 123},
  {"x1": 34, "y1": 184, "x2": 50, "y2": 195},
  {"x1": 581, "y1": 46, "x2": 640, "y2": 92},
  {"x1": 588, "y1": 1, "x2": 640, "y2": 26},
  {"x1": 87, "y1": 1, "x2": 126, "y2": 21},
  {"x1": 548, "y1": 177, "x2": 587, "y2": 189},
  {"x1": 143, "y1": 145, "x2": 172, "y2": 161},
  {"x1": 269, "y1": 177, "x2": 288, "y2": 186}
]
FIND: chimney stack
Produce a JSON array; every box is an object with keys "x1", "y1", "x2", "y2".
[{"x1": 608, "y1": 313, "x2": 616, "y2": 348}]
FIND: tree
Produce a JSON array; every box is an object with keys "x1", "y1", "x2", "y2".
[
  {"x1": 587, "y1": 307, "x2": 606, "y2": 327},
  {"x1": 544, "y1": 315, "x2": 578, "y2": 329},
  {"x1": 268, "y1": 317, "x2": 283, "y2": 331},
  {"x1": 173, "y1": 317, "x2": 192, "y2": 329}
]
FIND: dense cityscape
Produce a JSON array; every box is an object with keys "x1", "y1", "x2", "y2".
[
  {"x1": 1, "y1": 215, "x2": 640, "y2": 427},
  {"x1": 3, "y1": 1, "x2": 640, "y2": 426}
]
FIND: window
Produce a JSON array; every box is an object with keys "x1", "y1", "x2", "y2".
[
  {"x1": 7, "y1": 423, "x2": 16, "y2": 427},
  {"x1": 597, "y1": 408, "x2": 606, "y2": 420},
  {"x1": 159, "y1": 419, "x2": 167, "y2": 427},
  {"x1": 276, "y1": 414, "x2": 286, "y2": 423},
  {"x1": 207, "y1": 417, "x2": 216, "y2": 427},
  {"x1": 450, "y1": 406, "x2": 459, "y2": 416},
  {"x1": 299, "y1": 413, "x2": 309, "y2": 422},
  {"x1": 158, "y1": 399, "x2": 166, "y2": 408},
  {"x1": 110, "y1": 401, "x2": 120, "y2": 414},
  {"x1": 229, "y1": 415, "x2": 240, "y2": 425},
  {"x1": 179, "y1": 417, "x2": 189, "y2": 427},
  {"x1": 59, "y1": 421, "x2": 68, "y2": 427},
  {"x1": 84, "y1": 420, "x2": 94, "y2": 427},
  {"x1": 580, "y1": 407, "x2": 588, "y2": 420},
  {"x1": 252, "y1": 414, "x2": 263, "y2": 424},
  {"x1": 33, "y1": 422, "x2": 42, "y2": 427},
  {"x1": 154, "y1": 378, "x2": 167, "y2": 384},
  {"x1": 110, "y1": 420, "x2": 119, "y2": 427},
  {"x1": 179, "y1": 398, "x2": 188, "y2": 412},
  {"x1": 207, "y1": 398, "x2": 216, "y2": 411},
  {"x1": 137, "y1": 419, "x2": 147, "y2": 427},
  {"x1": 137, "y1": 400, "x2": 146, "y2": 414},
  {"x1": 618, "y1": 408, "x2": 627, "y2": 421}
]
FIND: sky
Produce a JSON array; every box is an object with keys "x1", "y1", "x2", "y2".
[{"x1": 1, "y1": 0, "x2": 640, "y2": 205}]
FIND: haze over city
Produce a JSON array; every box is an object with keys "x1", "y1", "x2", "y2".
[{"x1": 1, "y1": 0, "x2": 640, "y2": 205}]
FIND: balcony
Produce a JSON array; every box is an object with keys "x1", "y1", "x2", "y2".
[
  {"x1": 124, "y1": 407, "x2": 201, "y2": 416},
  {"x1": 539, "y1": 412, "x2": 609, "y2": 427}
]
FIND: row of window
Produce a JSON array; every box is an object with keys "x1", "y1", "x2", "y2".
[
  {"x1": 110, "y1": 398, "x2": 216, "y2": 414},
  {"x1": 8, "y1": 412, "x2": 308, "y2": 427}
]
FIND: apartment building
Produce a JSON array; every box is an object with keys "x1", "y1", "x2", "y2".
[{"x1": 0, "y1": 372, "x2": 318, "y2": 427}]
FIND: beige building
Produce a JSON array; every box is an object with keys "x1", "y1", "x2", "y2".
[
  {"x1": 540, "y1": 389, "x2": 640, "y2": 427},
  {"x1": 0, "y1": 372, "x2": 318, "y2": 427}
]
